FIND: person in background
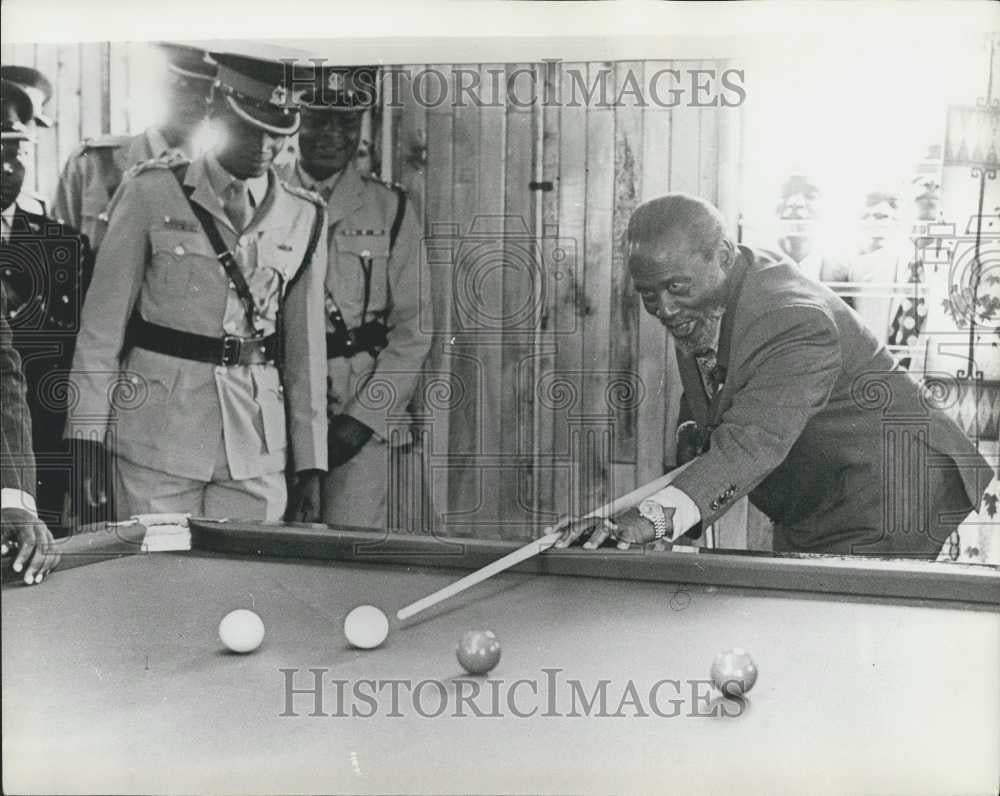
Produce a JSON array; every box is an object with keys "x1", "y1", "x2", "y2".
[
  {"x1": 1, "y1": 81, "x2": 93, "y2": 534},
  {"x1": 2, "y1": 273, "x2": 61, "y2": 585},
  {"x1": 850, "y1": 189, "x2": 905, "y2": 345},
  {"x1": 279, "y1": 64, "x2": 431, "y2": 528},
  {"x1": 51, "y1": 42, "x2": 216, "y2": 254},
  {"x1": 0, "y1": 65, "x2": 53, "y2": 216},
  {"x1": 775, "y1": 174, "x2": 851, "y2": 292},
  {"x1": 66, "y1": 52, "x2": 328, "y2": 523}
]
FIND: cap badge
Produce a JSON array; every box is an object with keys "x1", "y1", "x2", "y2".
[{"x1": 270, "y1": 85, "x2": 288, "y2": 106}]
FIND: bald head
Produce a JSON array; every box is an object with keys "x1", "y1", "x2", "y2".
[
  {"x1": 625, "y1": 194, "x2": 735, "y2": 354},
  {"x1": 626, "y1": 194, "x2": 727, "y2": 269}
]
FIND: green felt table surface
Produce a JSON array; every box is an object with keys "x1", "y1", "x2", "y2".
[{"x1": 3, "y1": 540, "x2": 998, "y2": 795}]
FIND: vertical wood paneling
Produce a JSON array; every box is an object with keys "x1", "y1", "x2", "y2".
[
  {"x1": 422, "y1": 64, "x2": 456, "y2": 528},
  {"x1": 637, "y1": 62, "x2": 673, "y2": 482},
  {"x1": 391, "y1": 65, "x2": 436, "y2": 532},
  {"x1": 552, "y1": 62, "x2": 588, "y2": 520},
  {"x1": 610, "y1": 61, "x2": 644, "y2": 469},
  {"x1": 78, "y1": 44, "x2": 103, "y2": 140},
  {"x1": 33, "y1": 45, "x2": 61, "y2": 204},
  {"x1": 445, "y1": 63, "x2": 485, "y2": 527},
  {"x1": 534, "y1": 59, "x2": 562, "y2": 520},
  {"x1": 501, "y1": 63, "x2": 536, "y2": 538},
  {"x1": 55, "y1": 44, "x2": 81, "y2": 197},
  {"x1": 697, "y1": 59, "x2": 720, "y2": 205},
  {"x1": 108, "y1": 43, "x2": 130, "y2": 135},
  {"x1": 473, "y1": 63, "x2": 507, "y2": 535},
  {"x1": 580, "y1": 61, "x2": 616, "y2": 512}
]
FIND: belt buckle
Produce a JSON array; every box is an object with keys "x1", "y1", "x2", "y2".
[{"x1": 221, "y1": 335, "x2": 243, "y2": 367}]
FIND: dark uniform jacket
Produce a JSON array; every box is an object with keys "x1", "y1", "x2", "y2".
[
  {"x1": 1, "y1": 280, "x2": 35, "y2": 498},
  {"x1": 1, "y1": 209, "x2": 93, "y2": 528},
  {"x1": 672, "y1": 247, "x2": 990, "y2": 557}
]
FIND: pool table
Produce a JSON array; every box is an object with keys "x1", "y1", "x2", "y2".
[{"x1": 3, "y1": 519, "x2": 999, "y2": 795}]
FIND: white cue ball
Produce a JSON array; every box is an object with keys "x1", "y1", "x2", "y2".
[
  {"x1": 344, "y1": 605, "x2": 390, "y2": 649},
  {"x1": 218, "y1": 609, "x2": 265, "y2": 654}
]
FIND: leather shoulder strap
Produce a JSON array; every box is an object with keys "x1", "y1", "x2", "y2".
[{"x1": 169, "y1": 165, "x2": 260, "y2": 335}]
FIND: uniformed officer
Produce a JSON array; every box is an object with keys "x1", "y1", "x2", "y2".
[
  {"x1": 278, "y1": 64, "x2": 431, "y2": 528},
  {"x1": 51, "y1": 42, "x2": 216, "y2": 253},
  {"x1": 67, "y1": 51, "x2": 328, "y2": 522},
  {"x1": 1, "y1": 85, "x2": 94, "y2": 534},
  {"x1": 0, "y1": 66, "x2": 54, "y2": 216}
]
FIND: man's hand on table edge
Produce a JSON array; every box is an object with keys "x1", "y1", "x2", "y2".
[
  {"x1": 287, "y1": 469, "x2": 323, "y2": 523},
  {"x1": 1, "y1": 508, "x2": 61, "y2": 585}
]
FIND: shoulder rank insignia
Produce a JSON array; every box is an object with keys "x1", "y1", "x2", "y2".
[
  {"x1": 363, "y1": 172, "x2": 406, "y2": 194},
  {"x1": 283, "y1": 182, "x2": 326, "y2": 208},
  {"x1": 81, "y1": 134, "x2": 132, "y2": 150},
  {"x1": 124, "y1": 150, "x2": 190, "y2": 181}
]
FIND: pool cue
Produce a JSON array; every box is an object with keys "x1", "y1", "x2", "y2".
[{"x1": 395, "y1": 461, "x2": 694, "y2": 621}]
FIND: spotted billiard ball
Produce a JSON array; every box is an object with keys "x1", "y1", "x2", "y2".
[
  {"x1": 710, "y1": 648, "x2": 758, "y2": 697},
  {"x1": 456, "y1": 629, "x2": 501, "y2": 675}
]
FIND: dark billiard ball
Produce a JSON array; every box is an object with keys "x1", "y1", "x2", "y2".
[
  {"x1": 710, "y1": 648, "x2": 758, "y2": 697},
  {"x1": 456, "y1": 630, "x2": 501, "y2": 675}
]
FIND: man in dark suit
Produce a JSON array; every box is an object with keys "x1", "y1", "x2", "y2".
[
  {"x1": 2, "y1": 278, "x2": 61, "y2": 584},
  {"x1": 2, "y1": 89, "x2": 95, "y2": 534},
  {"x1": 553, "y1": 194, "x2": 991, "y2": 558}
]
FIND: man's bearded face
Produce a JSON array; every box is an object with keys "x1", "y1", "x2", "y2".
[{"x1": 629, "y1": 236, "x2": 732, "y2": 355}]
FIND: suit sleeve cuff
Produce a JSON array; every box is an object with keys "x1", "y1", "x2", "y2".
[
  {"x1": 1, "y1": 489, "x2": 38, "y2": 518},
  {"x1": 647, "y1": 485, "x2": 701, "y2": 541}
]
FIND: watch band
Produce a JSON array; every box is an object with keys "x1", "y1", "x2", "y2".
[{"x1": 638, "y1": 499, "x2": 668, "y2": 541}]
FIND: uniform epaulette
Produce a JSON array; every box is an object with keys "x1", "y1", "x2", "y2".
[
  {"x1": 363, "y1": 172, "x2": 406, "y2": 194},
  {"x1": 123, "y1": 151, "x2": 190, "y2": 181},
  {"x1": 80, "y1": 134, "x2": 132, "y2": 150},
  {"x1": 283, "y1": 182, "x2": 326, "y2": 208}
]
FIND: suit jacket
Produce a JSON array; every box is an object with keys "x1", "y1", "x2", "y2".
[
  {"x1": 1, "y1": 209, "x2": 93, "y2": 525},
  {"x1": 51, "y1": 129, "x2": 183, "y2": 253},
  {"x1": 68, "y1": 153, "x2": 329, "y2": 481},
  {"x1": 278, "y1": 162, "x2": 432, "y2": 443},
  {"x1": 672, "y1": 247, "x2": 990, "y2": 556},
  {"x1": 1, "y1": 280, "x2": 35, "y2": 496}
]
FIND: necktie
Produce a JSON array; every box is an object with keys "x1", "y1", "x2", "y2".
[
  {"x1": 694, "y1": 349, "x2": 720, "y2": 398},
  {"x1": 224, "y1": 181, "x2": 251, "y2": 232},
  {"x1": 0, "y1": 214, "x2": 11, "y2": 244}
]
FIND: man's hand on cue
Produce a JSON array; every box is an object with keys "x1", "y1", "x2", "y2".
[
  {"x1": 549, "y1": 507, "x2": 673, "y2": 551},
  {"x1": 1, "y1": 508, "x2": 61, "y2": 585}
]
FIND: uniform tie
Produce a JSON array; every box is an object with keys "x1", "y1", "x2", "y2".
[{"x1": 223, "y1": 181, "x2": 251, "y2": 232}]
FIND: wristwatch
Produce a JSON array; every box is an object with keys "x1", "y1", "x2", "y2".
[{"x1": 638, "y1": 499, "x2": 669, "y2": 541}]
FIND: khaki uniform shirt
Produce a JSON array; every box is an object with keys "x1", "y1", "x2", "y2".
[
  {"x1": 52, "y1": 128, "x2": 186, "y2": 252},
  {"x1": 68, "y1": 152, "x2": 329, "y2": 481},
  {"x1": 279, "y1": 161, "x2": 431, "y2": 444}
]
